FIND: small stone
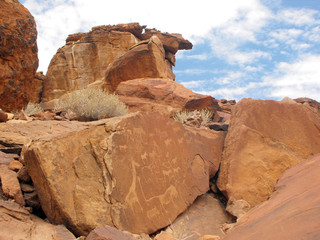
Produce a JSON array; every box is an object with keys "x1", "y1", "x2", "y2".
[
  {"x1": 8, "y1": 160, "x2": 23, "y2": 172},
  {"x1": 20, "y1": 183, "x2": 35, "y2": 193},
  {"x1": 210, "y1": 183, "x2": 219, "y2": 194},
  {"x1": 17, "y1": 166, "x2": 31, "y2": 182},
  {"x1": 23, "y1": 191, "x2": 41, "y2": 210},
  {"x1": 0, "y1": 110, "x2": 7, "y2": 122},
  {"x1": 222, "y1": 223, "x2": 235, "y2": 233},
  {"x1": 226, "y1": 197, "x2": 251, "y2": 219}
]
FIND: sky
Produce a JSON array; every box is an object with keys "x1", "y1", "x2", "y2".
[{"x1": 20, "y1": 0, "x2": 320, "y2": 101}]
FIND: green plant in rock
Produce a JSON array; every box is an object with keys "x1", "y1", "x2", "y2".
[
  {"x1": 23, "y1": 102, "x2": 43, "y2": 116},
  {"x1": 173, "y1": 109, "x2": 213, "y2": 125},
  {"x1": 54, "y1": 88, "x2": 128, "y2": 121}
]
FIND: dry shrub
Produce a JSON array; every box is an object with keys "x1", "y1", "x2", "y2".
[
  {"x1": 23, "y1": 102, "x2": 43, "y2": 116},
  {"x1": 55, "y1": 88, "x2": 128, "y2": 120},
  {"x1": 173, "y1": 109, "x2": 213, "y2": 125},
  {"x1": 173, "y1": 110, "x2": 189, "y2": 123},
  {"x1": 200, "y1": 109, "x2": 213, "y2": 125}
]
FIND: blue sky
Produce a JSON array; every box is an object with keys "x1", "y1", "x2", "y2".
[{"x1": 21, "y1": 0, "x2": 320, "y2": 101}]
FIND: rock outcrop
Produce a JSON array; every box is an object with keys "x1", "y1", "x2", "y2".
[
  {"x1": 0, "y1": 200, "x2": 75, "y2": 240},
  {"x1": 115, "y1": 78, "x2": 220, "y2": 116},
  {"x1": 223, "y1": 154, "x2": 320, "y2": 240},
  {"x1": 217, "y1": 98, "x2": 320, "y2": 207},
  {"x1": 23, "y1": 112, "x2": 225, "y2": 236},
  {"x1": 86, "y1": 225, "x2": 136, "y2": 240},
  {"x1": 43, "y1": 23, "x2": 192, "y2": 101},
  {"x1": 0, "y1": 0, "x2": 39, "y2": 111}
]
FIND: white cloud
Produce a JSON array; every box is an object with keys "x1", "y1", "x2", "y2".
[
  {"x1": 264, "y1": 54, "x2": 320, "y2": 100},
  {"x1": 277, "y1": 8, "x2": 320, "y2": 26},
  {"x1": 179, "y1": 80, "x2": 206, "y2": 89},
  {"x1": 215, "y1": 71, "x2": 245, "y2": 85},
  {"x1": 22, "y1": 0, "x2": 272, "y2": 72}
]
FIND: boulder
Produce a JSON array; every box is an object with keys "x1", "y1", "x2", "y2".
[
  {"x1": 0, "y1": 200, "x2": 75, "y2": 240},
  {"x1": 295, "y1": 97, "x2": 320, "y2": 112},
  {"x1": 42, "y1": 26, "x2": 139, "y2": 102},
  {"x1": 217, "y1": 98, "x2": 320, "y2": 207},
  {"x1": 0, "y1": 0, "x2": 40, "y2": 111},
  {"x1": 0, "y1": 165, "x2": 25, "y2": 206},
  {"x1": 167, "y1": 194, "x2": 231, "y2": 240},
  {"x1": 23, "y1": 112, "x2": 225, "y2": 236},
  {"x1": 0, "y1": 110, "x2": 7, "y2": 122},
  {"x1": 115, "y1": 78, "x2": 220, "y2": 116},
  {"x1": 154, "y1": 232, "x2": 179, "y2": 240},
  {"x1": 222, "y1": 154, "x2": 320, "y2": 240},
  {"x1": 103, "y1": 36, "x2": 168, "y2": 92},
  {"x1": 86, "y1": 226, "x2": 136, "y2": 240}
]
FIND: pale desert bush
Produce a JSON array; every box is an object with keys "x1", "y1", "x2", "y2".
[
  {"x1": 23, "y1": 102, "x2": 43, "y2": 116},
  {"x1": 173, "y1": 110, "x2": 189, "y2": 123},
  {"x1": 173, "y1": 109, "x2": 213, "y2": 125},
  {"x1": 54, "y1": 88, "x2": 128, "y2": 120}
]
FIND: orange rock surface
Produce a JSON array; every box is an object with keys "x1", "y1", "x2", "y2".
[
  {"x1": 217, "y1": 98, "x2": 320, "y2": 207},
  {"x1": 0, "y1": 0, "x2": 39, "y2": 111},
  {"x1": 223, "y1": 154, "x2": 320, "y2": 240},
  {"x1": 23, "y1": 112, "x2": 225, "y2": 236}
]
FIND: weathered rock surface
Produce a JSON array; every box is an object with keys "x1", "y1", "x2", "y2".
[
  {"x1": 0, "y1": 200, "x2": 75, "y2": 240},
  {"x1": 295, "y1": 97, "x2": 320, "y2": 112},
  {"x1": 0, "y1": 110, "x2": 7, "y2": 122},
  {"x1": 86, "y1": 225, "x2": 136, "y2": 240},
  {"x1": 43, "y1": 26, "x2": 139, "y2": 101},
  {"x1": 217, "y1": 98, "x2": 320, "y2": 207},
  {"x1": 23, "y1": 112, "x2": 225, "y2": 236},
  {"x1": 0, "y1": 0, "x2": 39, "y2": 111},
  {"x1": 43, "y1": 23, "x2": 192, "y2": 101},
  {"x1": 116, "y1": 78, "x2": 220, "y2": 116},
  {"x1": 167, "y1": 194, "x2": 231, "y2": 240},
  {"x1": 103, "y1": 36, "x2": 168, "y2": 92},
  {"x1": 0, "y1": 165, "x2": 25, "y2": 206},
  {"x1": 222, "y1": 154, "x2": 320, "y2": 240}
]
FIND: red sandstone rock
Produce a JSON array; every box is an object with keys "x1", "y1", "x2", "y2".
[
  {"x1": 0, "y1": 200, "x2": 75, "y2": 240},
  {"x1": 42, "y1": 26, "x2": 139, "y2": 101},
  {"x1": 43, "y1": 23, "x2": 192, "y2": 101},
  {"x1": 0, "y1": 165, "x2": 25, "y2": 206},
  {"x1": 23, "y1": 112, "x2": 225, "y2": 236},
  {"x1": 154, "y1": 232, "x2": 179, "y2": 240},
  {"x1": 0, "y1": 110, "x2": 7, "y2": 122},
  {"x1": 103, "y1": 36, "x2": 168, "y2": 92},
  {"x1": 115, "y1": 78, "x2": 220, "y2": 116},
  {"x1": 0, "y1": 0, "x2": 40, "y2": 111},
  {"x1": 86, "y1": 225, "x2": 136, "y2": 240},
  {"x1": 222, "y1": 154, "x2": 320, "y2": 240},
  {"x1": 167, "y1": 193, "x2": 231, "y2": 240},
  {"x1": 217, "y1": 98, "x2": 320, "y2": 207},
  {"x1": 8, "y1": 160, "x2": 23, "y2": 172}
]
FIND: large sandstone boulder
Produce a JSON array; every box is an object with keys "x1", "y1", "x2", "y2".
[
  {"x1": 23, "y1": 112, "x2": 225, "y2": 236},
  {"x1": 0, "y1": 200, "x2": 75, "y2": 240},
  {"x1": 43, "y1": 23, "x2": 192, "y2": 101},
  {"x1": 217, "y1": 98, "x2": 320, "y2": 207},
  {"x1": 222, "y1": 154, "x2": 320, "y2": 240},
  {"x1": 103, "y1": 36, "x2": 168, "y2": 92},
  {"x1": 115, "y1": 78, "x2": 220, "y2": 116},
  {"x1": 0, "y1": 0, "x2": 40, "y2": 111},
  {"x1": 42, "y1": 26, "x2": 139, "y2": 101}
]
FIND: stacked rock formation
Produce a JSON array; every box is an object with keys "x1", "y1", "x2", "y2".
[{"x1": 42, "y1": 23, "x2": 192, "y2": 102}]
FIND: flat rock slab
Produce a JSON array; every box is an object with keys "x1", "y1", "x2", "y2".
[
  {"x1": 24, "y1": 112, "x2": 225, "y2": 236},
  {"x1": 223, "y1": 154, "x2": 320, "y2": 240}
]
